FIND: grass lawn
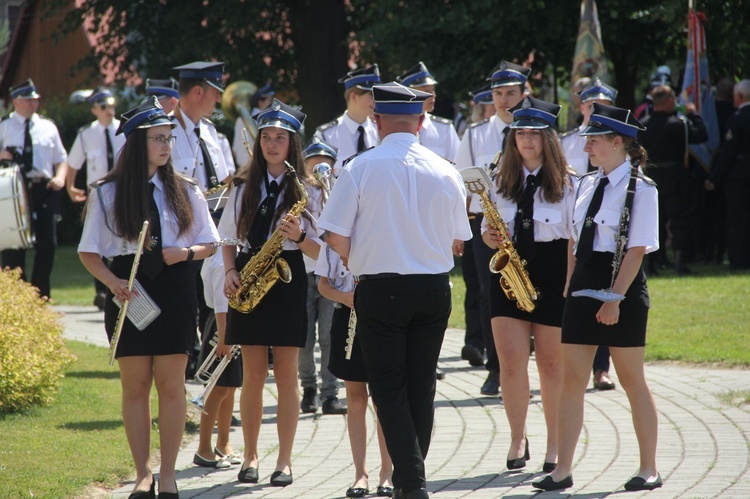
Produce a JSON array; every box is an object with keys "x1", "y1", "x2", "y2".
[{"x1": 0, "y1": 341, "x2": 158, "y2": 497}]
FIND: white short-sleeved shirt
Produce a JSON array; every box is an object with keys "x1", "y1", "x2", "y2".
[
  {"x1": 170, "y1": 108, "x2": 229, "y2": 192},
  {"x1": 560, "y1": 125, "x2": 590, "y2": 176},
  {"x1": 455, "y1": 115, "x2": 511, "y2": 213},
  {"x1": 572, "y1": 160, "x2": 659, "y2": 254},
  {"x1": 419, "y1": 113, "x2": 460, "y2": 162},
  {"x1": 482, "y1": 167, "x2": 577, "y2": 242},
  {"x1": 232, "y1": 116, "x2": 255, "y2": 170},
  {"x1": 315, "y1": 112, "x2": 380, "y2": 176},
  {"x1": 201, "y1": 252, "x2": 228, "y2": 313},
  {"x1": 78, "y1": 173, "x2": 220, "y2": 258},
  {"x1": 218, "y1": 171, "x2": 323, "y2": 253},
  {"x1": 68, "y1": 119, "x2": 126, "y2": 184},
  {"x1": 314, "y1": 242, "x2": 355, "y2": 294},
  {"x1": 318, "y1": 132, "x2": 472, "y2": 276},
  {"x1": 0, "y1": 112, "x2": 67, "y2": 178}
]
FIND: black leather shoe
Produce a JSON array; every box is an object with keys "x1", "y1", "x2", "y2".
[
  {"x1": 270, "y1": 469, "x2": 293, "y2": 486},
  {"x1": 300, "y1": 387, "x2": 318, "y2": 414},
  {"x1": 93, "y1": 292, "x2": 106, "y2": 311},
  {"x1": 542, "y1": 462, "x2": 556, "y2": 472},
  {"x1": 506, "y1": 436, "x2": 529, "y2": 470},
  {"x1": 157, "y1": 481, "x2": 178, "y2": 499},
  {"x1": 322, "y1": 396, "x2": 348, "y2": 415},
  {"x1": 436, "y1": 368, "x2": 446, "y2": 380},
  {"x1": 532, "y1": 474, "x2": 573, "y2": 491},
  {"x1": 231, "y1": 415, "x2": 241, "y2": 427},
  {"x1": 237, "y1": 466, "x2": 259, "y2": 483},
  {"x1": 480, "y1": 370, "x2": 500, "y2": 396},
  {"x1": 377, "y1": 485, "x2": 394, "y2": 497},
  {"x1": 346, "y1": 486, "x2": 369, "y2": 497},
  {"x1": 193, "y1": 452, "x2": 230, "y2": 468},
  {"x1": 624, "y1": 474, "x2": 663, "y2": 491},
  {"x1": 128, "y1": 477, "x2": 155, "y2": 499},
  {"x1": 593, "y1": 370, "x2": 616, "y2": 390},
  {"x1": 461, "y1": 345, "x2": 484, "y2": 366}
]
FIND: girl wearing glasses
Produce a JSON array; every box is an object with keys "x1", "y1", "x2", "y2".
[{"x1": 78, "y1": 97, "x2": 219, "y2": 499}]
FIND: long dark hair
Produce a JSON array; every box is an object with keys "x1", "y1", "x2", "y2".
[
  {"x1": 82, "y1": 127, "x2": 194, "y2": 242},
  {"x1": 496, "y1": 127, "x2": 570, "y2": 204},
  {"x1": 236, "y1": 129, "x2": 311, "y2": 240}
]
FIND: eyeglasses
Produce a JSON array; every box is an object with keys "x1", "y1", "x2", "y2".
[
  {"x1": 147, "y1": 135, "x2": 177, "y2": 145},
  {"x1": 98, "y1": 104, "x2": 115, "y2": 110}
]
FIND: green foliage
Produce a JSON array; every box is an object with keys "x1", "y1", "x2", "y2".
[{"x1": 0, "y1": 269, "x2": 74, "y2": 414}]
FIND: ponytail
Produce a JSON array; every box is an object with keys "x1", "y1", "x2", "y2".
[{"x1": 623, "y1": 137, "x2": 648, "y2": 169}]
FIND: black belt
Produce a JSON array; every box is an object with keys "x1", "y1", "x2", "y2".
[{"x1": 358, "y1": 272, "x2": 448, "y2": 282}]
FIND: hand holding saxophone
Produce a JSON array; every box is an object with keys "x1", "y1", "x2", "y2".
[
  {"x1": 278, "y1": 213, "x2": 304, "y2": 243},
  {"x1": 224, "y1": 268, "x2": 240, "y2": 297}
]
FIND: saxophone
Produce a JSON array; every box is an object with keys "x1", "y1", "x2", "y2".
[
  {"x1": 228, "y1": 161, "x2": 309, "y2": 314},
  {"x1": 463, "y1": 168, "x2": 538, "y2": 313}
]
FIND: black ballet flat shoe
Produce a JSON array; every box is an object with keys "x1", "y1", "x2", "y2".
[
  {"x1": 624, "y1": 474, "x2": 663, "y2": 491},
  {"x1": 542, "y1": 462, "x2": 557, "y2": 473},
  {"x1": 237, "y1": 465, "x2": 259, "y2": 483},
  {"x1": 532, "y1": 474, "x2": 573, "y2": 491},
  {"x1": 377, "y1": 485, "x2": 394, "y2": 497},
  {"x1": 346, "y1": 486, "x2": 370, "y2": 498},
  {"x1": 157, "y1": 480, "x2": 178, "y2": 499},
  {"x1": 506, "y1": 436, "x2": 530, "y2": 470},
  {"x1": 270, "y1": 469, "x2": 293, "y2": 487},
  {"x1": 128, "y1": 476, "x2": 155, "y2": 499}
]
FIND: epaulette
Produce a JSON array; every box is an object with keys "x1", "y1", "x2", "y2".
[
  {"x1": 316, "y1": 118, "x2": 340, "y2": 133},
  {"x1": 430, "y1": 114, "x2": 453, "y2": 126},
  {"x1": 637, "y1": 173, "x2": 656, "y2": 186},
  {"x1": 232, "y1": 177, "x2": 245, "y2": 187},
  {"x1": 89, "y1": 177, "x2": 111, "y2": 190},
  {"x1": 200, "y1": 116, "x2": 215, "y2": 126},
  {"x1": 217, "y1": 132, "x2": 227, "y2": 140},
  {"x1": 177, "y1": 173, "x2": 199, "y2": 186},
  {"x1": 77, "y1": 122, "x2": 93, "y2": 135},
  {"x1": 559, "y1": 129, "x2": 578, "y2": 140},
  {"x1": 467, "y1": 117, "x2": 490, "y2": 129},
  {"x1": 342, "y1": 146, "x2": 375, "y2": 168}
]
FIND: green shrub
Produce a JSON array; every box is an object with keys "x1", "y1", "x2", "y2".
[{"x1": 0, "y1": 268, "x2": 74, "y2": 414}]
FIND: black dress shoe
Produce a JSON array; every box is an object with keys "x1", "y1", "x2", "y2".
[
  {"x1": 157, "y1": 481, "x2": 178, "y2": 499},
  {"x1": 532, "y1": 474, "x2": 573, "y2": 491},
  {"x1": 506, "y1": 436, "x2": 530, "y2": 470},
  {"x1": 300, "y1": 387, "x2": 318, "y2": 413},
  {"x1": 436, "y1": 368, "x2": 446, "y2": 380},
  {"x1": 128, "y1": 477, "x2": 155, "y2": 499},
  {"x1": 93, "y1": 292, "x2": 106, "y2": 311},
  {"x1": 237, "y1": 466, "x2": 259, "y2": 483},
  {"x1": 624, "y1": 474, "x2": 663, "y2": 491},
  {"x1": 193, "y1": 452, "x2": 230, "y2": 468},
  {"x1": 377, "y1": 485, "x2": 394, "y2": 497},
  {"x1": 461, "y1": 345, "x2": 484, "y2": 366},
  {"x1": 346, "y1": 486, "x2": 369, "y2": 497},
  {"x1": 480, "y1": 370, "x2": 500, "y2": 396},
  {"x1": 322, "y1": 396, "x2": 348, "y2": 415},
  {"x1": 542, "y1": 462, "x2": 556, "y2": 472},
  {"x1": 270, "y1": 469, "x2": 293, "y2": 486}
]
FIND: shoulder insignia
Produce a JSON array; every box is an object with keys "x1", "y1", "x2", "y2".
[
  {"x1": 177, "y1": 173, "x2": 199, "y2": 186},
  {"x1": 430, "y1": 114, "x2": 453, "y2": 125},
  {"x1": 637, "y1": 173, "x2": 656, "y2": 186},
  {"x1": 467, "y1": 117, "x2": 490, "y2": 129},
  {"x1": 89, "y1": 177, "x2": 112, "y2": 190},
  {"x1": 217, "y1": 132, "x2": 227, "y2": 140},
  {"x1": 559, "y1": 129, "x2": 577, "y2": 140},
  {"x1": 316, "y1": 118, "x2": 340, "y2": 133},
  {"x1": 200, "y1": 116, "x2": 215, "y2": 126},
  {"x1": 342, "y1": 146, "x2": 375, "y2": 168},
  {"x1": 232, "y1": 177, "x2": 245, "y2": 187}
]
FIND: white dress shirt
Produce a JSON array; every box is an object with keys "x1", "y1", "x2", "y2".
[
  {"x1": 482, "y1": 167, "x2": 577, "y2": 242},
  {"x1": 314, "y1": 242, "x2": 355, "y2": 293},
  {"x1": 419, "y1": 113, "x2": 460, "y2": 162},
  {"x1": 0, "y1": 112, "x2": 67, "y2": 178},
  {"x1": 170, "y1": 108, "x2": 229, "y2": 192},
  {"x1": 572, "y1": 160, "x2": 659, "y2": 254},
  {"x1": 318, "y1": 132, "x2": 472, "y2": 276},
  {"x1": 314, "y1": 112, "x2": 380, "y2": 176},
  {"x1": 78, "y1": 172, "x2": 219, "y2": 258},
  {"x1": 560, "y1": 125, "x2": 590, "y2": 176},
  {"x1": 68, "y1": 119, "x2": 126, "y2": 184},
  {"x1": 232, "y1": 116, "x2": 254, "y2": 169}
]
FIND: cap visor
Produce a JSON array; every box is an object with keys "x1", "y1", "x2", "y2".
[
  {"x1": 206, "y1": 81, "x2": 225, "y2": 93},
  {"x1": 579, "y1": 124, "x2": 613, "y2": 136},
  {"x1": 258, "y1": 119, "x2": 299, "y2": 134},
  {"x1": 510, "y1": 118, "x2": 549, "y2": 129},
  {"x1": 18, "y1": 92, "x2": 41, "y2": 99}
]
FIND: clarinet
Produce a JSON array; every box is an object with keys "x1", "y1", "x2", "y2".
[
  {"x1": 344, "y1": 308, "x2": 357, "y2": 360},
  {"x1": 109, "y1": 220, "x2": 150, "y2": 366}
]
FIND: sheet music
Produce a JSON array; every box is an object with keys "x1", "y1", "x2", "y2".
[{"x1": 113, "y1": 280, "x2": 161, "y2": 331}]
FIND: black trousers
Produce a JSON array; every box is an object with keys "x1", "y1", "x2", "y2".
[
  {"x1": 725, "y1": 178, "x2": 750, "y2": 269},
  {"x1": 649, "y1": 165, "x2": 693, "y2": 252},
  {"x1": 356, "y1": 274, "x2": 451, "y2": 492},
  {"x1": 1, "y1": 182, "x2": 59, "y2": 298},
  {"x1": 461, "y1": 217, "x2": 483, "y2": 351},
  {"x1": 472, "y1": 215, "x2": 499, "y2": 372}
]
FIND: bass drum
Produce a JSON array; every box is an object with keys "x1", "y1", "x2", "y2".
[{"x1": 0, "y1": 163, "x2": 33, "y2": 250}]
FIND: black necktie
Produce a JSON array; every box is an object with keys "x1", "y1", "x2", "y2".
[
  {"x1": 141, "y1": 182, "x2": 164, "y2": 279},
  {"x1": 249, "y1": 180, "x2": 280, "y2": 248},
  {"x1": 105, "y1": 127, "x2": 114, "y2": 171},
  {"x1": 501, "y1": 127, "x2": 510, "y2": 151},
  {"x1": 23, "y1": 118, "x2": 33, "y2": 173},
  {"x1": 576, "y1": 177, "x2": 609, "y2": 264},
  {"x1": 356, "y1": 125, "x2": 366, "y2": 152},
  {"x1": 514, "y1": 174, "x2": 539, "y2": 261},
  {"x1": 195, "y1": 127, "x2": 219, "y2": 189}
]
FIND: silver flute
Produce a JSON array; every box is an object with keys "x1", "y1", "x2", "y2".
[{"x1": 344, "y1": 308, "x2": 357, "y2": 360}]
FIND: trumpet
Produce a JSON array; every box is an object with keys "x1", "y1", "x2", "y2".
[
  {"x1": 109, "y1": 220, "x2": 149, "y2": 366},
  {"x1": 190, "y1": 336, "x2": 240, "y2": 413},
  {"x1": 312, "y1": 162, "x2": 333, "y2": 201}
]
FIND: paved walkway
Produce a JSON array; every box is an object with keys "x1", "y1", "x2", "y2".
[{"x1": 57, "y1": 305, "x2": 750, "y2": 498}]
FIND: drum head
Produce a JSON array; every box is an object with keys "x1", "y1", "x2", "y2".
[{"x1": 0, "y1": 164, "x2": 33, "y2": 250}]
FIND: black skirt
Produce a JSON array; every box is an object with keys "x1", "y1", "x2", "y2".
[
  {"x1": 105, "y1": 257, "x2": 196, "y2": 358},
  {"x1": 328, "y1": 305, "x2": 368, "y2": 382},
  {"x1": 489, "y1": 238, "x2": 568, "y2": 327},
  {"x1": 562, "y1": 251, "x2": 650, "y2": 347},
  {"x1": 225, "y1": 249, "x2": 308, "y2": 347}
]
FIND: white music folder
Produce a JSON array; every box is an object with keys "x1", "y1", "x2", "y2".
[{"x1": 113, "y1": 279, "x2": 161, "y2": 331}]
